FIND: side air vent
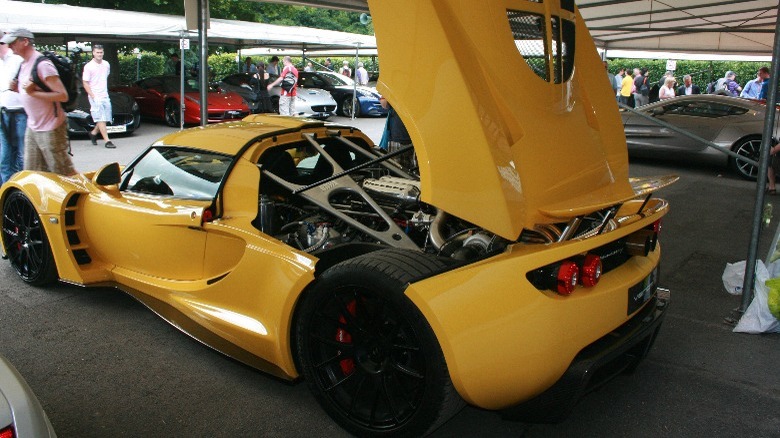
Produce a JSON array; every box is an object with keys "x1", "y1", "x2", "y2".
[{"x1": 63, "y1": 194, "x2": 92, "y2": 265}]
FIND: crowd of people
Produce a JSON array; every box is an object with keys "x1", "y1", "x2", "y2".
[{"x1": 605, "y1": 60, "x2": 773, "y2": 109}]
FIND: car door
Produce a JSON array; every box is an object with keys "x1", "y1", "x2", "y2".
[
  {"x1": 80, "y1": 148, "x2": 232, "y2": 281},
  {"x1": 133, "y1": 77, "x2": 167, "y2": 119},
  {"x1": 626, "y1": 100, "x2": 732, "y2": 153}
]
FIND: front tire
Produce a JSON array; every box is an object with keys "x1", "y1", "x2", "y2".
[
  {"x1": 729, "y1": 135, "x2": 762, "y2": 180},
  {"x1": 1, "y1": 191, "x2": 58, "y2": 285},
  {"x1": 340, "y1": 96, "x2": 360, "y2": 118},
  {"x1": 295, "y1": 249, "x2": 463, "y2": 437},
  {"x1": 164, "y1": 99, "x2": 180, "y2": 127}
]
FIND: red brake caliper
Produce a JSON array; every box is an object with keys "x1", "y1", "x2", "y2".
[{"x1": 336, "y1": 300, "x2": 357, "y2": 375}]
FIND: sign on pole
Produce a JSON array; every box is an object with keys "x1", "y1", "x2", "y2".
[
  {"x1": 180, "y1": 38, "x2": 190, "y2": 50},
  {"x1": 666, "y1": 59, "x2": 677, "y2": 71}
]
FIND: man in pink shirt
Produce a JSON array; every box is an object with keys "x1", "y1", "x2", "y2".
[
  {"x1": 82, "y1": 44, "x2": 114, "y2": 148},
  {"x1": 267, "y1": 56, "x2": 298, "y2": 116},
  {"x1": 1, "y1": 28, "x2": 75, "y2": 176}
]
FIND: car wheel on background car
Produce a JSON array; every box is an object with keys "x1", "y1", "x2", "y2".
[
  {"x1": 1, "y1": 191, "x2": 58, "y2": 286},
  {"x1": 295, "y1": 249, "x2": 464, "y2": 437},
  {"x1": 729, "y1": 135, "x2": 762, "y2": 180},
  {"x1": 340, "y1": 96, "x2": 360, "y2": 118},
  {"x1": 164, "y1": 99, "x2": 181, "y2": 127}
]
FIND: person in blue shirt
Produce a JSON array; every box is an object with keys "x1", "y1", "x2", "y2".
[{"x1": 740, "y1": 67, "x2": 769, "y2": 99}]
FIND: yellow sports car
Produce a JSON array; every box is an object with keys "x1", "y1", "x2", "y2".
[{"x1": 0, "y1": 0, "x2": 675, "y2": 436}]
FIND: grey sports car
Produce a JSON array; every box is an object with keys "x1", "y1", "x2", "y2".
[
  {"x1": 216, "y1": 73, "x2": 337, "y2": 119},
  {"x1": 0, "y1": 353, "x2": 56, "y2": 437},
  {"x1": 621, "y1": 94, "x2": 779, "y2": 180}
]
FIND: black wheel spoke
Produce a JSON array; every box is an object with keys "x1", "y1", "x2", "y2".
[
  {"x1": 348, "y1": 374, "x2": 368, "y2": 418},
  {"x1": 390, "y1": 361, "x2": 424, "y2": 379},
  {"x1": 314, "y1": 350, "x2": 353, "y2": 369},
  {"x1": 324, "y1": 370, "x2": 355, "y2": 392},
  {"x1": 382, "y1": 373, "x2": 401, "y2": 424},
  {"x1": 310, "y1": 332, "x2": 355, "y2": 350}
]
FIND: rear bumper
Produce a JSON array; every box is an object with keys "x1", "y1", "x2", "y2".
[{"x1": 501, "y1": 288, "x2": 670, "y2": 423}]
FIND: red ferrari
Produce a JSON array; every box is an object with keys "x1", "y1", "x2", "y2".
[{"x1": 113, "y1": 75, "x2": 250, "y2": 127}]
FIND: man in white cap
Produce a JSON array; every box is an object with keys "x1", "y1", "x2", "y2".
[
  {"x1": 0, "y1": 28, "x2": 26, "y2": 184},
  {"x1": 1, "y1": 28, "x2": 75, "y2": 176}
]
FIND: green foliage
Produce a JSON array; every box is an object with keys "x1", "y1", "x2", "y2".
[
  {"x1": 606, "y1": 58, "x2": 771, "y2": 89},
  {"x1": 209, "y1": 52, "x2": 241, "y2": 79},
  {"x1": 118, "y1": 53, "x2": 165, "y2": 85}
]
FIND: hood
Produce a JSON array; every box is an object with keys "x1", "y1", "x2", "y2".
[
  {"x1": 370, "y1": 0, "x2": 637, "y2": 240},
  {"x1": 297, "y1": 88, "x2": 337, "y2": 103},
  {"x1": 336, "y1": 85, "x2": 380, "y2": 98}
]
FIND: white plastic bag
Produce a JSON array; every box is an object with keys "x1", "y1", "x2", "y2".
[
  {"x1": 733, "y1": 260, "x2": 780, "y2": 334},
  {"x1": 722, "y1": 261, "x2": 745, "y2": 295}
]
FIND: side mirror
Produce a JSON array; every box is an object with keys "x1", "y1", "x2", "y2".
[
  {"x1": 94, "y1": 162, "x2": 121, "y2": 186},
  {"x1": 651, "y1": 107, "x2": 665, "y2": 116}
]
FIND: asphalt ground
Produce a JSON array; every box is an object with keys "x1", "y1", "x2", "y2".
[{"x1": 1, "y1": 115, "x2": 779, "y2": 437}]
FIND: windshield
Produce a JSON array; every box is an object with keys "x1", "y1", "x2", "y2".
[
  {"x1": 319, "y1": 72, "x2": 354, "y2": 87},
  {"x1": 158, "y1": 76, "x2": 200, "y2": 93},
  {"x1": 121, "y1": 147, "x2": 232, "y2": 199}
]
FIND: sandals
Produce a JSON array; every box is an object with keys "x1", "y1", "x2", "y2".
[{"x1": 767, "y1": 188, "x2": 776, "y2": 195}]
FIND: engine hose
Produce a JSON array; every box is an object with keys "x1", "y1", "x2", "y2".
[
  {"x1": 302, "y1": 226, "x2": 330, "y2": 253},
  {"x1": 429, "y1": 209, "x2": 448, "y2": 250}
]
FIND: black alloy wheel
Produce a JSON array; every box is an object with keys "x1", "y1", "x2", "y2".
[
  {"x1": 164, "y1": 99, "x2": 181, "y2": 127},
  {"x1": 730, "y1": 136, "x2": 762, "y2": 180},
  {"x1": 296, "y1": 249, "x2": 463, "y2": 437},
  {"x1": 1, "y1": 191, "x2": 58, "y2": 285}
]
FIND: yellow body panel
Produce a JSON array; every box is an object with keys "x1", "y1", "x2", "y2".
[
  {"x1": 369, "y1": 0, "x2": 635, "y2": 238},
  {"x1": 405, "y1": 203, "x2": 666, "y2": 408}
]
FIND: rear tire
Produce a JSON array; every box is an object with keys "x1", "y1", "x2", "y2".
[
  {"x1": 295, "y1": 249, "x2": 463, "y2": 437},
  {"x1": 729, "y1": 135, "x2": 762, "y2": 180},
  {"x1": 1, "y1": 191, "x2": 58, "y2": 286}
]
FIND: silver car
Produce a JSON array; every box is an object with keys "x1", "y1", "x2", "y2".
[
  {"x1": 621, "y1": 94, "x2": 779, "y2": 179},
  {"x1": 0, "y1": 354, "x2": 56, "y2": 438},
  {"x1": 217, "y1": 73, "x2": 337, "y2": 119}
]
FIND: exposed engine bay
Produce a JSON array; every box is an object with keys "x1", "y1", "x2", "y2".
[{"x1": 255, "y1": 132, "x2": 643, "y2": 264}]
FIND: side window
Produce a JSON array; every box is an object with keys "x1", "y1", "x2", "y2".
[{"x1": 122, "y1": 148, "x2": 231, "y2": 200}]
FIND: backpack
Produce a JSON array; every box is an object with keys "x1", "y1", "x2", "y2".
[
  {"x1": 639, "y1": 77, "x2": 650, "y2": 96},
  {"x1": 280, "y1": 71, "x2": 297, "y2": 92},
  {"x1": 31, "y1": 51, "x2": 78, "y2": 112}
]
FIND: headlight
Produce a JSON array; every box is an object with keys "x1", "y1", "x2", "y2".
[{"x1": 132, "y1": 102, "x2": 139, "y2": 112}]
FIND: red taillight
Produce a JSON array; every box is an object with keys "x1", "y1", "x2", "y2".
[
  {"x1": 579, "y1": 254, "x2": 602, "y2": 287},
  {"x1": 0, "y1": 425, "x2": 15, "y2": 438},
  {"x1": 201, "y1": 208, "x2": 214, "y2": 223},
  {"x1": 652, "y1": 219, "x2": 662, "y2": 234},
  {"x1": 556, "y1": 261, "x2": 579, "y2": 295}
]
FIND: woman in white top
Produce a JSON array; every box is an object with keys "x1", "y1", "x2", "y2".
[{"x1": 659, "y1": 76, "x2": 676, "y2": 100}]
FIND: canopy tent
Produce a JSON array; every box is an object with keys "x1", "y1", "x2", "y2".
[
  {"x1": 250, "y1": 0, "x2": 778, "y2": 55},
  {"x1": 0, "y1": 0, "x2": 375, "y2": 50}
]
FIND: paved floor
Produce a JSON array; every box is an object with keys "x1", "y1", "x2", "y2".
[{"x1": 1, "y1": 116, "x2": 779, "y2": 437}]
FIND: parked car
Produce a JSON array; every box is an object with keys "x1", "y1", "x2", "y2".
[
  {"x1": 0, "y1": 353, "x2": 57, "y2": 437},
  {"x1": 1, "y1": 1, "x2": 675, "y2": 436},
  {"x1": 298, "y1": 71, "x2": 386, "y2": 117},
  {"x1": 112, "y1": 75, "x2": 250, "y2": 127},
  {"x1": 66, "y1": 90, "x2": 141, "y2": 137},
  {"x1": 217, "y1": 73, "x2": 336, "y2": 119},
  {"x1": 622, "y1": 94, "x2": 780, "y2": 179},
  {"x1": 215, "y1": 73, "x2": 278, "y2": 114}
]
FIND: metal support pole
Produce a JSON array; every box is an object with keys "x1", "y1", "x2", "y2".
[
  {"x1": 198, "y1": 0, "x2": 208, "y2": 127},
  {"x1": 740, "y1": 11, "x2": 780, "y2": 313},
  {"x1": 179, "y1": 31, "x2": 186, "y2": 131},
  {"x1": 352, "y1": 43, "x2": 360, "y2": 120}
]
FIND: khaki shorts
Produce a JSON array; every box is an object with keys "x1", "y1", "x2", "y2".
[{"x1": 24, "y1": 123, "x2": 76, "y2": 176}]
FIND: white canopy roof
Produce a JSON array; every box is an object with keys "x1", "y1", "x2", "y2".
[
  {"x1": 254, "y1": 0, "x2": 779, "y2": 55},
  {"x1": 0, "y1": 0, "x2": 375, "y2": 50}
]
